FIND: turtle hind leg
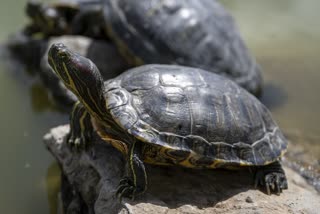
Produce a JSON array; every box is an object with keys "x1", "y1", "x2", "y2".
[
  {"x1": 254, "y1": 161, "x2": 288, "y2": 195},
  {"x1": 68, "y1": 101, "x2": 94, "y2": 150},
  {"x1": 116, "y1": 140, "x2": 147, "y2": 201}
]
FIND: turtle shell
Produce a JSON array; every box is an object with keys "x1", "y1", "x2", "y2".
[
  {"x1": 104, "y1": 65, "x2": 287, "y2": 168},
  {"x1": 104, "y1": 0, "x2": 262, "y2": 95}
]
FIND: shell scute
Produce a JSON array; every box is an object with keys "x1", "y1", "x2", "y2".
[
  {"x1": 128, "y1": 119, "x2": 159, "y2": 144},
  {"x1": 234, "y1": 142, "x2": 256, "y2": 165},
  {"x1": 120, "y1": 66, "x2": 160, "y2": 91},
  {"x1": 213, "y1": 142, "x2": 238, "y2": 163},
  {"x1": 110, "y1": 104, "x2": 138, "y2": 130},
  {"x1": 183, "y1": 135, "x2": 210, "y2": 156},
  {"x1": 159, "y1": 69, "x2": 205, "y2": 87},
  {"x1": 106, "y1": 89, "x2": 129, "y2": 109},
  {"x1": 253, "y1": 138, "x2": 277, "y2": 165}
]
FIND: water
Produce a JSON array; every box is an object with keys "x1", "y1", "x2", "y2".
[
  {"x1": 0, "y1": 1, "x2": 67, "y2": 213},
  {"x1": 0, "y1": 0, "x2": 319, "y2": 213}
]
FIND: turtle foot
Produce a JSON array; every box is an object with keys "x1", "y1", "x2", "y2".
[
  {"x1": 67, "y1": 102, "x2": 94, "y2": 151},
  {"x1": 254, "y1": 161, "x2": 288, "y2": 195},
  {"x1": 66, "y1": 132, "x2": 91, "y2": 151},
  {"x1": 116, "y1": 177, "x2": 137, "y2": 201}
]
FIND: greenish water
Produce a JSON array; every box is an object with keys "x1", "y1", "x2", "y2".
[
  {"x1": 0, "y1": 0, "x2": 319, "y2": 213},
  {"x1": 0, "y1": 1, "x2": 67, "y2": 213}
]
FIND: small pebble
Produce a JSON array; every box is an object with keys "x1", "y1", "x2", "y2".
[{"x1": 245, "y1": 196, "x2": 254, "y2": 203}]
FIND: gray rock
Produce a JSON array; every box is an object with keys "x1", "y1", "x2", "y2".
[
  {"x1": 44, "y1": 125, "x2": 320, "y2": 214},
  {"x1": 245, "y1": 196, "x2": 253, "y2": 203},
  {"x1": 6, "y1": 30, "x2": 47, "y2": 69},
  {"x1": 284, "y1": 129, "x2": 320, "y2": 192}
]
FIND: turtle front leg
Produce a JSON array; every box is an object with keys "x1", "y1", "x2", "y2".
[
  {"x1": 67, "y1": 101, "x2": 94, "y2": 150},
  {"x1": 116, "y1": 140, "x2": 147, "y2": 201},
  {"x1": 254, "y1": 161, "x2": 288, "y2": 195}
]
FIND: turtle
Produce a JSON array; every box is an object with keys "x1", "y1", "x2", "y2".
[
  {"x1": 102, "y1": 0, "x2": 263, "y2": 96},
  {"x1": 48, "y1": 43, "x2": 288, "y2": 199},
  {"x1": 29, "y1": 0, "x2": 262, "y2": 96}
]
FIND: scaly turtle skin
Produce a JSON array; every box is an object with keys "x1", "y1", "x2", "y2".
[
  {"x1": 48, "y1": 43, "x2": 287, "y2": 200},
  {"x1": 103, "y1": 0, "x2": 263, "y2": 96}
]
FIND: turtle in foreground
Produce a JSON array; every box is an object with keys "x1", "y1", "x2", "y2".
[{"x1": 48, "y1": 43, "x2": 287, "y2": 199}]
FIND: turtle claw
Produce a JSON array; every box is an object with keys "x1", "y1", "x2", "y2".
[
  {"x1": 263, "y1": 172, "x2": 287, "y2": 195},
  {"x1": 66, "y1": 133, "x2": 90, "y2": 151},
  {"x1": 116, "y1": 177, "x2": 136, "y2": 201},
  {"x1": 119, "y1": 177, "x2": 131, "y2": 186},
  {"x1": 67, "y1": 102, "x2": 94, "y2": 151},
  {"x1": 254, "y1": 167, "x2": 288, "y2": 195}
]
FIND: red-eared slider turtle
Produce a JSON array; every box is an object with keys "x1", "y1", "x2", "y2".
[
  {"x1": 103, "y1": 0, "x2": 263, "y2": 96},
  {"x1": 48, "y1": 43, "x2": 287, "y2": 200}
]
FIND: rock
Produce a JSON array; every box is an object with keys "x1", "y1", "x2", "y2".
[
  {"x1": 6, "y1": 30, "x2": 47, "y2": 68},
  {"x1": 245, "y1": 196, "x2": 253, "y2": 203},
  {"x1": 284, "y1": 130, "x2": 320, "y2": 192},
  {"x1": 44, "y1": 125, "x2": 320, "y2": 214}
]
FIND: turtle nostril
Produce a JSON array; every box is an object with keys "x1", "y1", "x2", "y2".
[{"x1": 52, "y1": 43, "x2": 67, "y2": 52}]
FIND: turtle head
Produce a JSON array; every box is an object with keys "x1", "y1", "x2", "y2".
[{"x1": 48, "y1": 43, "x2": 106, "y2": 118}]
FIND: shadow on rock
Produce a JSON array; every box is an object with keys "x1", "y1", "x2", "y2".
[{"x1": 133, "y1": 166, "x2": 254, "y2": 209}]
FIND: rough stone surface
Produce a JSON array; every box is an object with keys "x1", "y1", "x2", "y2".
[
  {"x1": 44, "y1": 125, "x2": 320, "y2": 214},
  {"x1": 284, "y1": 130, "x2": 320, "y2": 192},
  {"x1": 6, "y1": 30, "x2": 47, "y2": 68}
]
